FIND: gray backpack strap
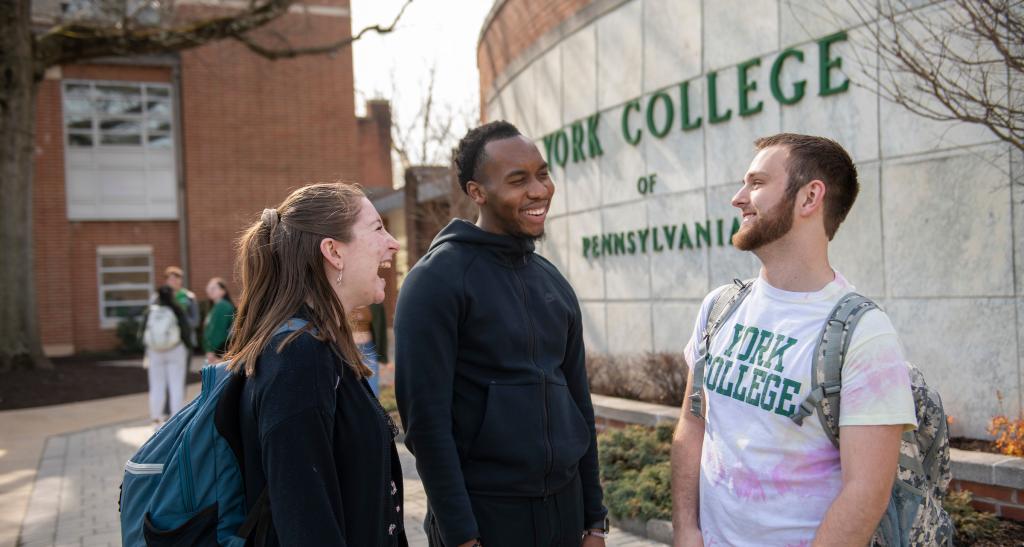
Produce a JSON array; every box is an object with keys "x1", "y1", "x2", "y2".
[
  {"x1": 688, "y1": 279, "x2": 754, "y2": 419},
  {"x1": 790, "y1": 292, "x2": 878, "y2": 448}
]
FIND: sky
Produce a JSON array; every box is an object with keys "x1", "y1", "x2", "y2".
[{"x1": 350, "y1": 0, "x2": 492, "y2": 180}]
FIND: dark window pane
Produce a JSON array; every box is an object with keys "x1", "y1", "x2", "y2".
[
  {"x1": 104, "y1": 305, "x2": 147, "y2": 319},
  {"x1": 65, "y1": 83, "x2": 90, "y2": 96},
  {"x1": 100, "y1": 133, "x2": 142, "y2": 146},
  {"x1": 66, "y1": 116, "x2": 92, "y2": 130},
  {"x1": 102, "y1": 271, "x2": 150, "y2": 285},
  {"x1": 146, "y1": 101, "x2": 171, "y2": 116},
  {"x1": 101, "y1": 255, "x2": 150, "y2": 268},
  {"x1": 146, "y1": 87, "x2": 170, "y2": 98},
  {"x1": 100, "y1": 119, "x2": 141, "y2": 133},
  {"x1": 104, "y1": 289, "x2": 151, "y2": 302},
  {"x1": 68, "y1": 133, "x2": 93, "y2": 147},
  {"x1": 97, "y1": 84, "x2": 141, "y2": 97},
  {"x1": 147, "y1": 134, "x2": 173, "y2": 148}
]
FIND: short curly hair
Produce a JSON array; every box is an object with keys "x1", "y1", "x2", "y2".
[{"x1": 454, "y1": 120, "x2": 522, "y2": 193}]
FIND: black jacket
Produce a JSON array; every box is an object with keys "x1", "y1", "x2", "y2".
[
  {"x1": 238, "y1": 315, "x2": 407, "y2": 547},
  {"x1": 395, "y1": 220, "x2": 607, "y2": 546}
]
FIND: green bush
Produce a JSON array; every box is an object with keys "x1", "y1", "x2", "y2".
[
  {"x1": 378, "y1": 384, "x2": 398, "y2": 415},
  {"x1": 598, "y1": 423, "x2": 674, "y2": 522},
  {"x1": 116, "y1": 316, "x2": 145, "y2": 354},
  {"x1": 604, "y1": 462, "x2": 672, "y2": 521},
  {"x1": 599, "y1": 424, "x2": 672, "y2": 482},
  {"x1": 597, "y1": 422, "x2": 1023, "y2": 542},
  {"x1": 944, "y1": 490, "x2": 1000, "y2": 544}
]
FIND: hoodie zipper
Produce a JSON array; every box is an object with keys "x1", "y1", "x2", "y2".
[{"x1": 512, "y1": 261, "x2": 552, "y2": 496}]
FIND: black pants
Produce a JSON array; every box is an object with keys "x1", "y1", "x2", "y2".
[{"x1": 426, "y1": 476, "x2": 584, "y2": 547}]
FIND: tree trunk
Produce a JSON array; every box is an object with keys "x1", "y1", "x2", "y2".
[{"x1": 0, "y1": 0, "x2": 51, "y2": 371}]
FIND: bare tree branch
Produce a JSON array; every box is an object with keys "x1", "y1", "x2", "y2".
[
  {"x1": 785, "y1": 0, "x2": 1023, "y2": 152},
  {"x1": 389, "y1": 63, "x2": 476, "y2": 171},
  {"x1": 420, "y1": 64, "x2": 436, "y2": 162},
  {"x1": 34, "y1": 0, "x2": 413, "y2": 77},
  {"x1": 34, "y1": 0, "x2": 292, "y2": 74},
  {"x1": 235, "y1": 0, "x2": 412, "y2": 60}
]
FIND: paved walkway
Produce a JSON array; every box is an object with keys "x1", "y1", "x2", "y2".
[{"x1": 1, "y1": 378, "x2": 665, "y2": 546}]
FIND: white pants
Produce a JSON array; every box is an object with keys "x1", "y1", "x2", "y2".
[{"x1": 145, "y1": 343, "x2": 188, "y2": 420}]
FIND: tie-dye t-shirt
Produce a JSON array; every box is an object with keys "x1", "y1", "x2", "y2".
[{"x1": 684, "y1": 272, "x2": 916, "y2": 547}]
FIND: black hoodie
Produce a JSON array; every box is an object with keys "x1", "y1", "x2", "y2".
[{"x1": 395, "y1": 219, "x2": 606, "y2": 546}]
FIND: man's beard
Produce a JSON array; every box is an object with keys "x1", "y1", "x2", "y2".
[{"x1": 732, "y1": 194, "x2": 795, "y2": 251}]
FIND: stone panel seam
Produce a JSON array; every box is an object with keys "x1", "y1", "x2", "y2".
[
  {"x1": 640, "y1": 0, "x2": 655, "y2": 354},
  {"x1": 1010, "y1": 143, "x2": 1021, "y2": 413}
]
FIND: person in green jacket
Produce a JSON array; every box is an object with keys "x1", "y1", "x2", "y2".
[
  {"x1": 164, "y1": 266, "x2": 199, "y2": 347},
  {"x1": 202, "y1": 277, "x2": 235, "y2": 363}
]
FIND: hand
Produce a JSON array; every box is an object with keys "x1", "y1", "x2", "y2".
[
  {"x1": 457, "y1": 540, "x2": 480, "y2": 547},
  {"x1": 582, "y1": 534, "x2": 606, "y2": 547},
  {"x1": 674, "y1": 526, "x2": 703, "y2": 547}
]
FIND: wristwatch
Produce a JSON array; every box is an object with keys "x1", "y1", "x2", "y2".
[{"x1": 583, "y1": 517, "x2": 610, "y2": 538}]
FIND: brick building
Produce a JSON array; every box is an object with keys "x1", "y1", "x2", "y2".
[{"x1": 30, "y1": 0, "x2": 394, "y2": 355}]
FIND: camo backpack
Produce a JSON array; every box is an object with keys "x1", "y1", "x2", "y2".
[{"x1": 689, "y1": 281, "x2": 954, "y2": 546}]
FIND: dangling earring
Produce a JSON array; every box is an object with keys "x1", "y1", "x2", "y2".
[{"x1": 335, "y1": 269, "x2": 343, "y2": 286}]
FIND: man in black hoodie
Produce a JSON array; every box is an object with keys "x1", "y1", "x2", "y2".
[{"x1": 395, "y1": 121, "x2": 608, "y2": 547}]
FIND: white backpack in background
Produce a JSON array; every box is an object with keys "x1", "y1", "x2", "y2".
[{"x1": 144, "y1": 305, "x2": 181, "y2": 351}]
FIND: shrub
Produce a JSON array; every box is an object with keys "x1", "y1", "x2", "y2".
[
  {"x1": 604, "y1": 462, "x2": 672, "y2": 521},
  {"x1": 944, "y1": 490, "x2": 1000, "y2": 544},
  {"x1": 597, "y1": 421, "x2": 1019, "y2": 541},
  {"x1": 599, "y1": 423, "x2": 673, "y2": 482},
  {"x1": 116, "y1": 316, "x2": 144, "y2": 354},
  {"x1": 378, "y1": 384, "x2": 398, "y2": 415},
  {"x1": 588, "y1": 353, "x2": 688, "y2": 407},
  {"x1": 598, "y1": 423, "x2": 674, "y2": 522}
]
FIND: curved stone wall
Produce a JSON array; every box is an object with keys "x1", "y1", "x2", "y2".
[{"x1": 478, "y1": 0, "x2": 1023, "y2": 439}]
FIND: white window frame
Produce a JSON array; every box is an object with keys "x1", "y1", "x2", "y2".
[
  {"x1": 97, "y1": 245, "x2": 154, "y2": 329},
  {"x1": 63, "y1": 79, "x2": 178, "y2": 221}
]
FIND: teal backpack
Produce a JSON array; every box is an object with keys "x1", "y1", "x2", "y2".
[
  {"x1": 688, "y1": 280, "x2": 953, "y2": 547},
  {"x1": 119, "y1": 319, "x2": 310, "y2": 546}
]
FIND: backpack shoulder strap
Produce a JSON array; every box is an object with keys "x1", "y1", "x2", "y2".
[
  {"x1": 790, "y1": 292, "x2": 878, "y2": 447},
  {"x1": 688, "y1": 278, "x2": 755, "y2": 419},
  {"x1": 237, "y1": 487, "x2": 270, "y2": 540},
  {"x1": 274, "y1": 318, "x2": 310, "y2": 337}
]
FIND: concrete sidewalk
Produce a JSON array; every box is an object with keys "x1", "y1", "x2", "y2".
[{"x1": 1, "y1": 376, "x2": 664, "y2": 546}]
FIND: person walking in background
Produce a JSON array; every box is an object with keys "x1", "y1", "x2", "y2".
[
  {"x1": 349, "y1": 306, "x2": 379, "y2": 395},
  {"x1": 228, "y1": 182, "x2": 405, "y2": 546},
  {"x1": 203, "y1": 277, "x2": 235, "y2": 363},
  {"x1": 164, "y1": 266, "x2": 199, "y2": 348},
  {"x1": 349, "y1": 303, "x2": 388, "y2": 395},
  {"x1": 140, "y1": 285, "x2": 192, "y2": 424}
]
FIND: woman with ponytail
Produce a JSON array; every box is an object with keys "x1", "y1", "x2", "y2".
[{"x1": 228, "y1": 182, "x2": 404, "y2": 546}]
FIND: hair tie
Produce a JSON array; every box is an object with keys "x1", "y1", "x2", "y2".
[{"x1": 261, "y1": 208, "x2": 279, "y2": 229}]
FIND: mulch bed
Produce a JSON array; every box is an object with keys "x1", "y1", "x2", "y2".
[
  {"x1": 968, "y1": 521, "x2": 1024, "y2": 546},
  {"x1": 0, "y1": 354, "x2": 200, "y2": 411},
  {"x1": 951, "y1": 436, "x2": 1001, "y2": 455}
]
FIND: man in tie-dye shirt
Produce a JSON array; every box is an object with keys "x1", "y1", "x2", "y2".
[{"x1": 670, "y1": 134, "x2": 917, "y2": 547}]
